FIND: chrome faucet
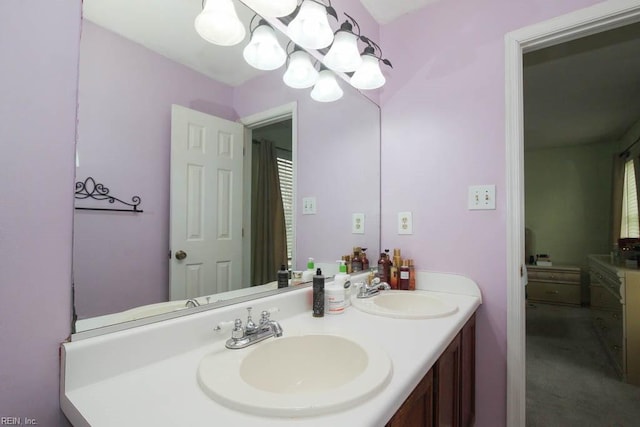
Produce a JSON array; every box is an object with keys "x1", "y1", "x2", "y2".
[
  {"x1": 225, "y1": 307, "x2": 283, "y2": 349},
  {"x1": 357, "y1": 277, "x2": 391, "y2": 299},
  {"x1": 185, "y1": 298, "x2": 200, "y2": 308}
]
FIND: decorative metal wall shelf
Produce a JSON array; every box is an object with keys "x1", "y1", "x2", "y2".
[{"x1": 74, "y1": 177, "x2": 143, "y2": 213}]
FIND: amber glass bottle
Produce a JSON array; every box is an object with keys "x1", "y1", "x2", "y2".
[
  {"x1": 399, "y1": 260, "x2": 410, "y2": 290},
  {"x1": 361, "y1": 248, "x2": 369, "y2": 271},
  {"x1": 351, "y1": 249, "x2": 363, "y2": 272},
  {"x1": 377, "y1": 252, "x2": 390, "y2": 283},
  {"x1": 408, "y1": 258, "x2": 416, "y2": 290}
]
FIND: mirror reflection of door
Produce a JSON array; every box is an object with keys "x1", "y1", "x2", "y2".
[
  {"x1": 170, "y1": 105, "x2": 244, "y2": 300},
  {"x1": 170, "y1": 105, "x2": 294, "y2": 299}
]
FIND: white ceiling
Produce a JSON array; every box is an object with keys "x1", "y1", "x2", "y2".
[
  {"x1": 360, "y1": 0, "x2": 440, "y2": 24},
  {"x1": 83, "y1": 0, "x2": 282, "y2": 86},
  {"x1": 524, "y1": 22, "x2": 640, "y2": 150}
]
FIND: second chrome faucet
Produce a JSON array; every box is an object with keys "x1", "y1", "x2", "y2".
[{"x1": 225, "y1": 307, "x2": 283, "y2": 350}]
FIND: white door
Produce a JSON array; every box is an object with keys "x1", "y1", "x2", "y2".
[{"x1": 170, "y1": 105, "x2": 244, "y2": 300}]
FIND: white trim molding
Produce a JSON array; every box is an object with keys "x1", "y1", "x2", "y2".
[{"x1": 505, "y1": 1, "x2": 640, "y2": 426}]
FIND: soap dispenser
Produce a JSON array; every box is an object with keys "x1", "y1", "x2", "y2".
[{"x1": 333, "y1": 260, "x2": 352, "y2": 308}]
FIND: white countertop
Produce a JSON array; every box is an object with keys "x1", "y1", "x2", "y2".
[{"x1": 61, "y1": 271, "x2": 481, "y2": 427}]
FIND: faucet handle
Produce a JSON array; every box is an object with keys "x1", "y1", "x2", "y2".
[
  {"x1": 231, "y1": 319, "x2": 244, "y2": 339},
  {"x1": 259, "y1": 310, "x2": 270, "y2": 325},
  {"x1": 245, "y1": 307, "x2": 258, "y2": 334}
]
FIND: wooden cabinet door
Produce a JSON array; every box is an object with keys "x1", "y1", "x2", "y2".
[
  {"x1": 435, "y1": 333, "x2": 461, "y2": 427},
  {"x1": 387, "y1": 369, "x2": 434, "y2": 427},
  {"x1": 460, "y1": 314, "x2": 476, "y2": 427}
]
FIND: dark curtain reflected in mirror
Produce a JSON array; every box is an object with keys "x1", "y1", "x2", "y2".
[{"x1": 251, "y1": 138, "x2": 287, "y2": 286}]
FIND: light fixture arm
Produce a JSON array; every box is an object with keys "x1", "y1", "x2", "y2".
[
  {"x1": 341, "y1": 13, "x2": 361, "y2": 37},
  {"x1": 284, "y1": 41, "x2": 320, "y2": 70},
  {"x1": 248, "y1": 14, "x2": 272, "y2": 35},
  {"x1": 359, "y1": 37, "x2": 393, "y2": 68}
]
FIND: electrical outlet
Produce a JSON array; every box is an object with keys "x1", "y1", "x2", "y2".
[
  {"x1": 352, "y1": 213, "x2": 365, "y2": 234},
  {"x1": 468, "y1": 185, "x2": 496, "y2": 210},
  {"x1": 398, "y1": 211, "x2": 413, "y2": 235},
  {"x1": 302, "y1": 197, "x2": 316, "y2": 215}
]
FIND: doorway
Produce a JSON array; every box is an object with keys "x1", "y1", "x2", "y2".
[
  {"x1": 505, "y1": 2, "x2": 640, "y2": 425},
  {"x1": 240, "y1": 103, "x2": 297, "y2": 287}
]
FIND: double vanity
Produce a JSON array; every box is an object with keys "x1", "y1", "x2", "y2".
[{"x1": 61, "y1": 271, "x2": 481, "y2": 426}]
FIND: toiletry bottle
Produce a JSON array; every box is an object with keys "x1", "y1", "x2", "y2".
[
  {"x1": 343, "y1": 255, "x2": 352, "y2": 274},
  {"x1": 277, "y1": 264, "x2": 289, "y2": 289},
  {"x1": 399, "y1": 260, "x2": 410, "y2": 290},
  {"x1": 389, "y1": 258, "x2": 399, "y2": 289},
  {"x1": 302, "y1": 257, "x2": 315, "y2": 284},
  {"x1": 326, "y1": 262, "x2": 346, "y2": 315},
  {"x1": 377, "y1": 252, "x2": 390, "y2": 283},
  {"x1": 313, "y1": 268, "x2": 325, "y2": 317},
  {"x1": 361, "y1": 248, "x2": 369, "y2": 271},
  {"x1": 334, "y1": 260, "x2": 352, "y2": 307},
  {"x1": 352, "y1": 248, "x2": 363, "y2": 272},
  {"x1": 408, "y1": 258, "x2": 416, "y2": 291}
]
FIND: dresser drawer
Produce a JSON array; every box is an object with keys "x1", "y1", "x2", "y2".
[
  {"x1": 528, "y1": 269, "x2": 580, "y2": 283},
  {"x1": 527, "y1": 281, "x2": 581, "y2": 305},
  {"x1": 590, "y1": 284, "x2": 622, "y2": 310}
]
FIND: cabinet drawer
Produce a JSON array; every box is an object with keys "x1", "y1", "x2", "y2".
[
  {"x1": 528, "y1": 269, "x2": 580, "y2": 283},
  {"x1": 590, "y1": 284, "x2": 622, "y2": 310},
  {"x1": 527, "y1": 281, "x2": 581, "y2": 305}
]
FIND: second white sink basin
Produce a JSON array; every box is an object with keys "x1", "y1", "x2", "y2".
[
  {"x1": 352, "y1": 290, "x2": 458, "y2": 319},
  {"x1": 198, "y1": 333, "x2": 392, "y2": 417}
]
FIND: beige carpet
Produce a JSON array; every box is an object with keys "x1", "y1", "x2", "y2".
[{"x1": 526, "y1": 303, "x2": 640, "y2": 427}]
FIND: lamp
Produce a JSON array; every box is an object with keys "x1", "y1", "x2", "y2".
[
  {"x1": 287, "y1": 0, "x2": 338, "y2": 50},
  {"x1": 350, "y1": 41, "x2": 392, "y2": 90},
  {"x1": 243, "y1": 18, "x2": 286, "y2": 71},
  {"x1": 242, "y1": 0, "x2": 297, "y2": 18},
  {"x1": 283, "y1": 45, "x2": 319, "y2": 89},
  {"x1": 311, "y1": 67, "x2": 343, "y2": 102},
  {"x1": 195, "y1": 0, "x2": 246, "y2": 46},
  {"x1": 323, "y1": 15, "x2": 362, "y2": 73}
]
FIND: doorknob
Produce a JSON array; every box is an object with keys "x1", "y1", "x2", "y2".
[{"x1": 175, "y1": 250, "x2": 187, "y2": 260}]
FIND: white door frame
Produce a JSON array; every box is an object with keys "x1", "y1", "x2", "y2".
[
  {"x1": 239, "y1": 102, "x2": 297, "y2": 286},
  {"x1": 505, "y1": 1, "x2": 640, "y2": 425}
]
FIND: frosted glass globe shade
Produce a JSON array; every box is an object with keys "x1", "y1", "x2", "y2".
[
  {"x1": 242, "y1": 0, "x2": 297, "y2": 17},
  {"x1": 286, "y1": 1, "x2": 334, "y2": 50},
  {"x1": 323, "y1": 31, "x2": 362, "y2": 72},
  {"x1": 195, "y1": 0, "x2": 246, "y2": 46},
  {"x1": 311, "y1": 69, "x2": 343, "y2": 102},
  {"x1": 283, "y1": 50, "x2": 319, "y2": 89},
  {"x1": 243, "y1": 24, "x2": 286, "y2": 71},
  {"x1": 350, "y1": 54, "x2": 386, "y2": 90}
]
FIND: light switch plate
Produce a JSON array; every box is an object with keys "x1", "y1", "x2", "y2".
[
  {"x1": 352, "y1": 213, "x2": 365, "y2": 234},
  {"x1": 468, "y1": 185, "x2": 496, "y2": 210},
  {"x1": 302, "y1": 197, "x2": 316, "y2": 215},
  {"x1": 398, "y1": 211, "x2": 413, "y2": 235}
]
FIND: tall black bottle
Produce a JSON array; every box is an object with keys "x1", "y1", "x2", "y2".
[{"x1": 312, "y1": 268, "x2": 325, "y2": 317}]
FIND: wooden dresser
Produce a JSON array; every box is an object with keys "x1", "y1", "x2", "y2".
[
  {"x1": 588, "y1": 254, "x2": 640, "y2": 385},
  {"x1": 527, "y1": 264, "x2": 581, "y2": 306}
]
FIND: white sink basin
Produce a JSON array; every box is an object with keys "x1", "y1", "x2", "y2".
[
  {"x1": 352, "y1": 290, "x2": 458, "y2": 319},
  {"x1": 197, "y1": 333, "x2": 392, "y2": 417}
]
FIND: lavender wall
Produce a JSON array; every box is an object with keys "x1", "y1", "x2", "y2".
[
  {"x1": 378, "y1": 0, "x2": 601, "y2": 425},
  {"x1": 74, "y1": 21, "x2": 236, "y2": 318},
  {"x1": 0, "y1": 0, "x2": 81, "y2": 425},
  {"x1": 234, "y1": 72, "x2": 381, "y2": 270}
]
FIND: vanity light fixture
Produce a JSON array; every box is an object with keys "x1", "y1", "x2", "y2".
[
  {"x1": 323, "y1": 14, "x2": 362, "y2": 73},
  {"x1": 350, "y1": 40, "x2": 392, "y2": 90},
  {"x1": 243, "y1": 17, "x2": 287, "y2": 71},
  {"x1": 310, "y1": 66, "x2": 343, "y2": 102},
  {"x1": 241, "y1": 0, "x2": 297, "y2": 18},
  {"x1": 283, "y1": 44, "x2": 320, "y2": 89},
  {"x1": 286, "y1": 0, "x2": 338, "y2": 50},
  {"x1": 195, "y1": 0, "x2": 246, "y2": 46}
]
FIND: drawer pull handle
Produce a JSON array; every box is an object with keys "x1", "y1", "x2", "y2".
[
  {"x1": 612, "y1": 345, "x2": 621, "y2": 351},
  {"x1": 545, "y1": 291, "x2": 560, "y2": 294},
  {"x1": 612, "y1": 313, "x2": 620, "y2": 320}
]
